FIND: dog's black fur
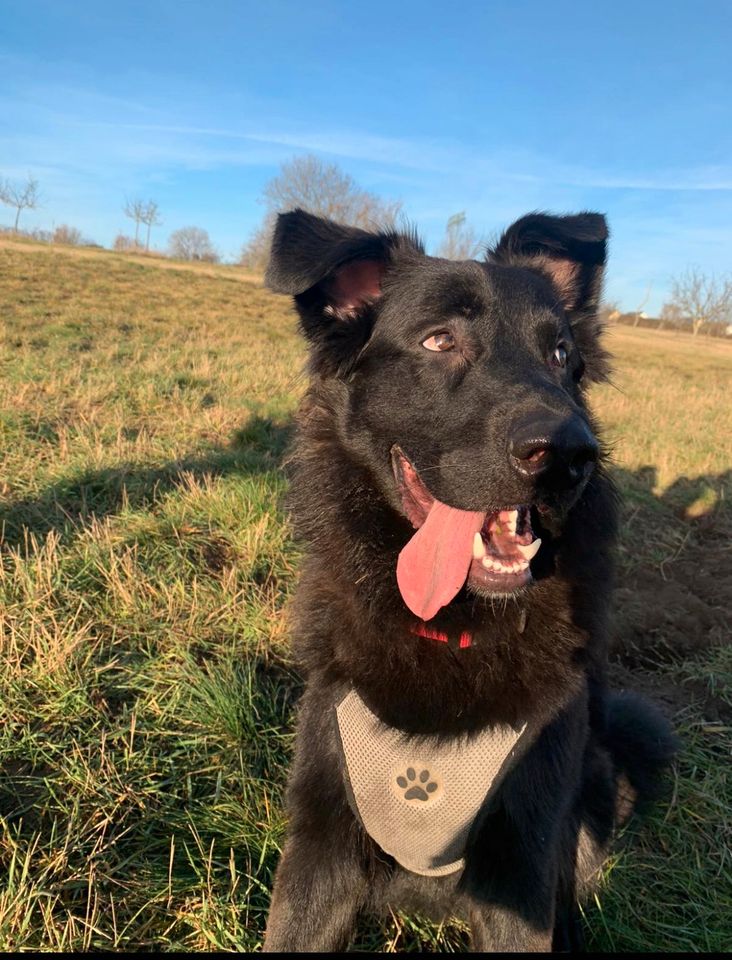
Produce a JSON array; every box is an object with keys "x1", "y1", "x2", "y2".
[{"x1": 262, "y1": 208, "x2": 677, "y2": 952}]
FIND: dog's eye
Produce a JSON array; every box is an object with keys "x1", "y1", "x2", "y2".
[
  {"x1": 422, "y1": 332, "x2": 455, "y2": 352},
  {"x1": 551, "y1": 344, "x2": 568, "y2": 368}
]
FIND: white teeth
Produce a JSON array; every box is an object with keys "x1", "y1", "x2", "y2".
[
  {"x1": 482, "y1": 555, "x2": 529, "y2": 575},
  {"x1": 516, "y1": 538, "x2": 542, "y2": 561},
  {"x1": 473, "y1": 532, "x2": 486, "y2": 560},
  {"x1": 508, "y1": 509, "x2": 517, "y2": 535}
]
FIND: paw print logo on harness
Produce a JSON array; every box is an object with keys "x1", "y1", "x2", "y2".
[{"x1": 394, "y1": 766, "x2": 442, "y2": 803}]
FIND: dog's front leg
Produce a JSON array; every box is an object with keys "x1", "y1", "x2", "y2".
[
  {"x1": 465, "y1": 847, "x2": 558, "y2": 952},
  {"x1": 461, "y1": 698, "x2": 588, "y2": 952},
  {"x1": 263, "y1": 687, "x2": 368, "y2": 952},
  {"x1": 469, "y1": 903, "x2": 554, "y2": 953},
  {"x1": 463, "y1": 813, "x2": 560, "y2": 952},
  {"x1": 263, "y1": 831, "x2": 366, "y2": 952}
]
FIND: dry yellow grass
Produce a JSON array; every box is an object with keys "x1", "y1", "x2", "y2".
[
  {"x1": 0, "y1": 233, "x2": 263, "y2": 284},
  {"x1": 595, "y1": 325, "x2": 732, "y2": 505}
]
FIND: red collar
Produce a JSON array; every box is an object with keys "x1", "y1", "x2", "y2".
[{"x1": 410, "y1": 621, "x2": 472, "y2": 648}]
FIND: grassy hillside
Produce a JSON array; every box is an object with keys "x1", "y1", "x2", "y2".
[{"x1": 0, "y1": 241, "x2": 730, "y2": 951}]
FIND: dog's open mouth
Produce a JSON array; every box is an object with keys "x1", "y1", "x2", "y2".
[{"x1": 392, "y1": 446, "x2": 542, "y2": 620}]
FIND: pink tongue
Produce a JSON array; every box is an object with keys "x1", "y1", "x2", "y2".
[{"x1": 396, "y1": 499, "x2": 485, "y2": 621}]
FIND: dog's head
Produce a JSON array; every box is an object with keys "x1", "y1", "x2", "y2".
[{"x1": 267, "y1": 208, "x2": 609, "y2": 619}]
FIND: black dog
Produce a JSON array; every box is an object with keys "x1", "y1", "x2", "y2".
[{"x1": 262, "y1": 208, "x2": 676, "y2": 952}]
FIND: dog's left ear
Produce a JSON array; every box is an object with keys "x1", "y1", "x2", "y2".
[
  {"x1": 266, "y1": 208, "x2": 418, "y2": 376},
  {"x1": 490, "y1": 211, "x2": 607, "y2": 313},
  {"x1": 489, "y1": 211, "x2": 610, "y2": 380}
]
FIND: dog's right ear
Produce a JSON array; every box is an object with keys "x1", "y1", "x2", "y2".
[{"x1": 266, "y1": 209, "x2": 415, "y2": 376}]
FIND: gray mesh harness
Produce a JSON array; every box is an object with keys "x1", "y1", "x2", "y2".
[{"x1": 336, "y1": 689, "x2": 527, "y2": 877}]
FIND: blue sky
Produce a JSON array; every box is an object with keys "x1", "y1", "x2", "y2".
[{"x1": 2, "y1": 0, "x2": 731, "y2": 312}]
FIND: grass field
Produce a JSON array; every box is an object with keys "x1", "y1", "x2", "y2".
[{"x1": 0, "y1": 240, "x2": 730, "y2": 951}]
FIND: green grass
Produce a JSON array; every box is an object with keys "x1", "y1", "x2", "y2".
[{"x1": 0, "y1": 242, "x2": 730, "y2": 951}]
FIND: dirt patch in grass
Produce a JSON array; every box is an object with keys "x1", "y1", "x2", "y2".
[{"x1": 608, "y1": 465, "x2": 731, "y2": 720}]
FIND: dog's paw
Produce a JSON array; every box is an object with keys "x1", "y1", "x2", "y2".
[{"x1": 395, "y1": 766, "x2": 439, "y2": 801}]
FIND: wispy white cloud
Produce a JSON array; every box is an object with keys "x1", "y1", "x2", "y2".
[
  {"x1": 548, "y1": 165, "x2": 732, "y2": 192},
  {"x1": 71, "y1": 120, "x2": 732, "y2": 192},
  {"x1": 5, "y1": 68, "x2": 732, "y2": 197}
]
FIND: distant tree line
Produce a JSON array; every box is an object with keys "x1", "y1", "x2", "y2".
[
  {"x1": 603, "y1": 268, "x2": 732, "y2": 339},
  {"x1": 1, "y1": 158, "x2": 481, "y2": 270},
  {"x1": 2, "y1": 164, "x2": 730, "y2": 337}
]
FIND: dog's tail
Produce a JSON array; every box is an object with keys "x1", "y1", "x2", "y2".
[{"x1": 604, "y1": 690, "x2": 679, "y2": 822}]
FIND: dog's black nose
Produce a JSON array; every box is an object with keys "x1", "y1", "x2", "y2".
[{"x1": 509, "y1": 415, "x2": 599, "y2": 488}]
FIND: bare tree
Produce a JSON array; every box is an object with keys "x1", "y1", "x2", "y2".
[
  {"x1": 169, "y1": 226, "x2": 218, "y2": 262},
  {"x1": 240, "y1": 218, "x2": 275, "y2": 271},
  {"x1": 240, "y1": 154, "x2": 401, "y2": 270},
  {"x1": 139, "y1": 201, "x2": 161, "y2": 252},
  {"x1": 437, "y1": 211, "x2": 481, "y2": 260},
  {"x1": 658, "y1": 301, "x2": 683, "y2": 332},
  {"x1": 262, "y1": 154, "x2": 401, "y2": 224},
  {"x1": 0, "y1": 174, "x2": 41, "y2": 232},
  {"x1": 53, "y1": 224, "x2": 83, "y2": 245},
  {"x1": 598, "y1": 300, "x2": 621, "y2": 326},
  {"x1": 666, "y1": 268, "x2": 732, "y2": 336},
  {"x1": 123, "y1": 198, "x2": 146, "y2": 247},
  {"x1": 632, "y1": 284, "x2": 652, "y2": 327}
]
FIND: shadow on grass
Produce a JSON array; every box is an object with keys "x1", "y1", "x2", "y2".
[
  {"x1": 0, "y1": 416, "x2": 295, "y2": 550},
  {"x1": 613, "y1": 463, "x2": 731, "y2": 520}
]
